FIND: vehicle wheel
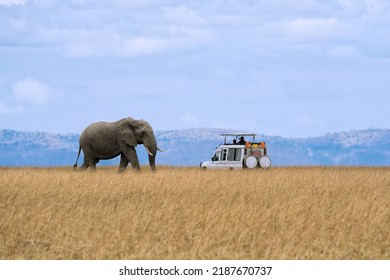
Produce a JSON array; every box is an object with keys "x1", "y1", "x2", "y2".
[
  {"x1": 259, "y1": 156, "x2": 271, "y2": 169},
  {"x1": 245, "y1": 156, "x2": 258, "y2": 169}
]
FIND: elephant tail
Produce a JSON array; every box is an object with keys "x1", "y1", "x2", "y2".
[{"x1": 73, "y1": 145, "x2": 82, "y2": 170}]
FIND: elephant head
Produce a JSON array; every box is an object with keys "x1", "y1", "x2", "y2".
[{"x1": 116, "y1": 118, "x2": 160, "y2": 171}]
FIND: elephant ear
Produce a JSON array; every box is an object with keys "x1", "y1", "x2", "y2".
[{"x1": 116, "y1": 118, "x2": 138, "y2": 147}]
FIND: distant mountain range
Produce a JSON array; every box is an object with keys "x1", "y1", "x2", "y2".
[{"x1": 1, "y1": 128, "x2": 390, "y2": 167}]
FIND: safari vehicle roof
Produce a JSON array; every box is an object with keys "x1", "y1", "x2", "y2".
[
  {"x1": 220, "y1": 133, "x2": 256, "y2": 137},
  {"x1": 220, "y1": 133, "x2": 257, "y2": 144}
]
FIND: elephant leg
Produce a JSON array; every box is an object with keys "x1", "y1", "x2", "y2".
[
  {"x1": 89, "y1": 158, "x2": 100, "y2": 171},
  {"x1": 120, "y1": 144, "x2": 140, "y2": 171},
  {"x1": 81, "y1": 146, "x2": 99, "y2": 171},
  {"x1": 89, "y1": 162, "x2": 97, "y2": 171},
  {"x1": 128, "y1": 149, "x2": 140, "y2": 171},
  {"x1": 118, "y1": 153, "x2": 129, "y2": 172},
  {"x1": 80, "y1": 161, "x2": 89, "y2": 170}
]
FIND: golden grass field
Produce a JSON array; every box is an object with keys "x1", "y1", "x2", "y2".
[{"x1": 0, "y1": 166, "x2": 389, "y2": 260}]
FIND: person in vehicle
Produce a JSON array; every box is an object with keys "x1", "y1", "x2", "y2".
[{"x1": 238, "y1": 136, "x2": 246, "y2": 145}]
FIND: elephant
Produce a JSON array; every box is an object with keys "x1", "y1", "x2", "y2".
[{"x1": 73, "y1": 117, "x2": 163, "y2": 171}]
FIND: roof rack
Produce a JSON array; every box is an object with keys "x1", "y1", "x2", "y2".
[
  {"x1": 220, "y1": 133, "x2": 256, "y2": 137},
  {"x1": 220, "y1": 133, "x2": 257, "y2": 144}
]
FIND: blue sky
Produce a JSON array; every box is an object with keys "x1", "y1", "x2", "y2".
[{"x1": 0, "y1": 0, "x2": 389, "y2": 137}]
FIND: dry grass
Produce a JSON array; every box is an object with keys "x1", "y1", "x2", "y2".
[{"x1": 0, "y1": 166, "x2": 389, "y2": 260}]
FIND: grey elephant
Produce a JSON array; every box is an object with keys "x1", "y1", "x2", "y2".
[{"x1": 73, "y1": 117, "x2": 162, "y2": 171}]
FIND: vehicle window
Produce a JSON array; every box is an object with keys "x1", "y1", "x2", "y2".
[
  {"x1": 212, "y1": 151, "x2": 221, "y2": 161},
  {"x1": 221, "y1": 149, "x2": 228, "y2": 161},
  {"x1": 228, "y1": 148, "x2": 242, "y2": 161}
]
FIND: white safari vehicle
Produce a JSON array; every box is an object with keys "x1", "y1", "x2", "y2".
[{"x1": 200, "y1": 133, "x2": 271, "y2": 170}]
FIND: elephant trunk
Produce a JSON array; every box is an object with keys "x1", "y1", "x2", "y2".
[{"x1": 145, "y1": 139, "x2": 157, "y2": 171}]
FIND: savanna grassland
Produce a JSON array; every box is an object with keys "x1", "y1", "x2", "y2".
[{"x1": 0, "y1": 166, "x2": 389, "y2": 260}]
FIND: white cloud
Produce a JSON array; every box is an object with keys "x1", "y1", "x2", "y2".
[
  {"x1": 119, "y1": 37, "x2": 167, "y2": 57},
  {"x1": 163, "y1": 5, "x2": 205, "y2": 26},
  {"x1": 69, "y1": 0, "x2": 94, "y2": 5},
  {"x1": 12, "y1": 78, "x2": 51, "y2": 105},
  {"x1": 337, "y1": 0, "x2": 366, "y2": 12},
  {"x1": 30, "y1": 6, "x2": 213, "y2": 58},
  {"x1": 328, "y1": 45, "x2": 360, "y2": 57},
  {"x1": 365, "y1": 0, "x2": 390, "y2": 15},
  {"x1": 337, "y1": 0, "x2": 390, "y2": 19},
  {"x1": 284, "y1": 17, "x2": 339, "y2": 39},
  {"x1": 0, "y1": 0, "x2": 27, "y2": 5},
  {"x1": 111, "y1": 0, "x2": 162, "y2": 8},
  {"x1": 43, "y1": 24, "x2": 213, "y2": 57},
  {"x1": 257, "y1": 17, "x2": 341, "y2": 42},
  {"x1": 1, "y1": 0, "x2": 388, "y2": 59}
]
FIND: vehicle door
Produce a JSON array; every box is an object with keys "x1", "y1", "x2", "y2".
[
  {"x1": 227, "y1": 147, "x2": 243, "y2": 168},
  {"x1": 218, "y1": 148, "x2": 229, "y2": 168},
  {"x1": 208, "y1": 149, "x2": 222, "y2": 169}
]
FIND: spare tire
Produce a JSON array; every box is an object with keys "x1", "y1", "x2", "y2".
[
  {"x1": 259, "y1": 156, "x2": 271, "y2": 169},
  {"x1": 245, "y1": 156, "x2": 258, "y2": 169}
]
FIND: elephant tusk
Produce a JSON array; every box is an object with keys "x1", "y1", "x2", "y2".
[
  {"x1": 157, "y1": 147, "x2": 165, "y2": 152},
  {"x1": 145, "y1": 146, "x2": 154, "y2": 156}
]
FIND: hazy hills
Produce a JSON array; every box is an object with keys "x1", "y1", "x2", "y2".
[{"x1": 1, "y1": 128, "x2": 390, "y2": 167}]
